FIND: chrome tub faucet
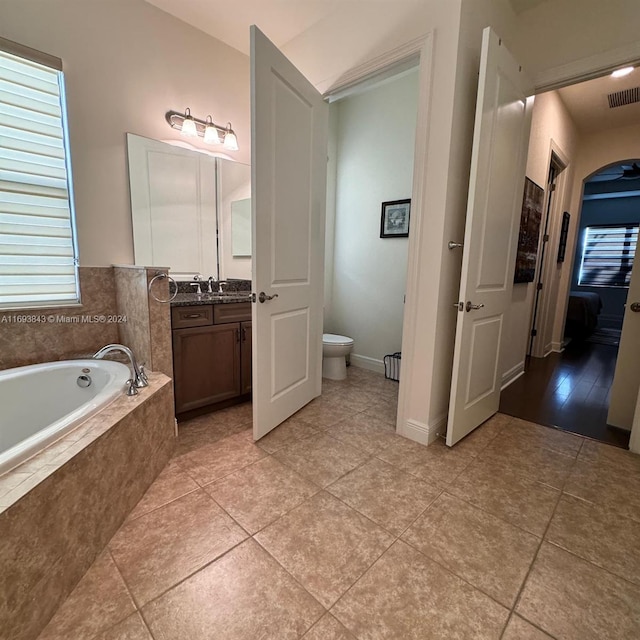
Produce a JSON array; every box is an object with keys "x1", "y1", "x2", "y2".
[{"x1": 92, "y1": 344, "x2": 149, "y2": 389}]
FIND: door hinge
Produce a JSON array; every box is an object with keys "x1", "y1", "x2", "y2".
[
  {"x1": 550, "y1": 183, "x2": 557, "y2": 192},
  {"x1": 531, "y1": 328, "x2": 537, "y2": 337},
  {"x1": 543, "y1": 234, "x2": 550, "y2": 243},
  {"x1": 536, "y1": 282, "x2": 543, "y2": 291}
]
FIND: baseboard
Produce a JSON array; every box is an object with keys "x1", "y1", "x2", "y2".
[
  {"x1": 550, "y1": 341, "x2": 564, "y2": 353},
  {"x1": 350, "y1": 354, "x2": 385, "y2": 375},
  {"x1": 501, "y1": 361, "x2": 525, "y2": 391},
  {"x1": 401, "y1": 415, "x2": 445, "y2": 446}
]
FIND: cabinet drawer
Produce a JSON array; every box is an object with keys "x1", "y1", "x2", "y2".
[
  {"x1": 214, "y1": 302, "x2": 252, "y2": 324},
  {"x1": 171, "y1": 305, "x2": 213, "y2": 329}
]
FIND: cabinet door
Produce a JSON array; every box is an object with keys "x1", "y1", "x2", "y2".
[
  {"x1": 173, "y1": 323, "x2": 241, "y2": 414},
  {"x1": 241, "y1": 321, "x2": 252, "y2": 395}
]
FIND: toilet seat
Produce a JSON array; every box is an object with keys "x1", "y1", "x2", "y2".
[{"x1": 323, "y1": 333, "x2": 354, "y2": 346}]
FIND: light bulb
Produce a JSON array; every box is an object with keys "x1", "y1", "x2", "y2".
[
  {"x1": 181, "y1": 108, "x2": 198, "y2": 137},
  {"x1": 611, "y1": 66, "x2": 634, "y2": 78},
  {"x1": 223, "y1": 124, "x2": 239, "y2": 151},
  {"x1": 204, "y1": 116, "x2": 220, "y2": 144}
]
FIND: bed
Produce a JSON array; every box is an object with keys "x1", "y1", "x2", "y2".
[{"x1": 565, "y1": 291, "x2": 603, "y2": 340}]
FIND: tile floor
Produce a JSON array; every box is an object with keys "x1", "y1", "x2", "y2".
[{"x1": 37, "y1": 367, "x2": 640, "y2": 639}]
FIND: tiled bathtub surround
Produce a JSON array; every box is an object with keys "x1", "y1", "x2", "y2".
[
  {"x1": 114, "y1": 266, "x2": 173, "y2": 379},
  {"x1": 0, "y1": 374, "x2": 175, "y2": 640},
  {"x1": 35, "y1": 367, "x2": 640, "y2": 639},
  {"x1": 0, "y1": 267, "x2": 119, "y2": 371}
]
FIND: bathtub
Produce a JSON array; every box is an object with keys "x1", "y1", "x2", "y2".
[{"x1": 0, "y1": 359, "x2": 130, "y2": 475}]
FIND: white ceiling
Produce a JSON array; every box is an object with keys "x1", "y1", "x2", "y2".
[
  {"x1": 144, "y1": 0, "x2": 553, "y2": 56},
  {"x1": 557, "y1": 67, "x2": 640, "y2": 133},
  {"x1": 145, "y1": 0, "x2": 344, "y2": 55}
]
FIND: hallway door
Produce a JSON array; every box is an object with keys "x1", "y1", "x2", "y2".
[
  {"x1": 251, "y1": 26, "x2": 329, "y2": 440},
  {"x1": 446, "y1": 28, "x2": 534, "y2": 446}
]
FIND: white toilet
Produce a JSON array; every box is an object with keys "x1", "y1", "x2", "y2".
[{"x1": 322, "y1": 333, "x2": 354, "y2": 380}]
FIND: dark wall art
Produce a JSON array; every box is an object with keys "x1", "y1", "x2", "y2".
[
  {"x1": 380, "y1": 199, "x2": 411, "y2": 238},
  {"x1": 514, "y1": 177, "x2": 544, "y2": 283}
]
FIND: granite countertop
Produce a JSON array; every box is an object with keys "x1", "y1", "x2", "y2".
[{"x1": 171, "y1": 292, "x2": 253, "y2": 307}]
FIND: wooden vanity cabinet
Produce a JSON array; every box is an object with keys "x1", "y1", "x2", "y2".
[{"x1": 171, "y1": 303, "x2": 252, "y2": 415}]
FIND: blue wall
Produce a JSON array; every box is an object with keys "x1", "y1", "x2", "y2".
[{"x1": 570, "y1": 190, "x2": 640, "y2": 330}]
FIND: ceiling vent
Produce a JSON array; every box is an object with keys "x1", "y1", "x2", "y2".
[{"x1": 608, "y1": 87, "x2": 640, "y2": 108}]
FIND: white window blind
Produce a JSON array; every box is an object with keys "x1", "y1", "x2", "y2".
[
  {"x1": 578, "y1": 224, "x2": 638, "y2": 288},
  {"x1": 0, "y1": 47, "x2": 79, "y2": 309}
]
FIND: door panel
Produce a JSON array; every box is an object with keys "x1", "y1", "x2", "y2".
[
  {"x1": 271, "y1": 308, "x2": 310, "y2": 398},
  {"x1": 251, "y1": 26, "x2": 328, "y2": 440},
  {"x1": 447, "y1": 28, "x2": 533, "y2": 446},
  {"x1": 465, "y1": 317, "x2": 502, "y2": 404}
]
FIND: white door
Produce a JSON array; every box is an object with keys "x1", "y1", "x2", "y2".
[
  {"x1": 608, "y1": 261, "x2": 640, "y2": 430},
  {"x1": 251, "y1": 26, "x2": 329, "y2": 440},
  {"x1": 446, "y1": 28, "x2": 534, "y2": 446}
]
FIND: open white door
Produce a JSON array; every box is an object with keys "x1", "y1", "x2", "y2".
[
  {"x1": 446, "y1": 28, "x2": 534, "y2": 447},
  {"x1": 608, "y1": 260, "x2": 640, "y2": 430},
  {"x1": 251, "y1": 26, "x2": 328, "y2": 440}
]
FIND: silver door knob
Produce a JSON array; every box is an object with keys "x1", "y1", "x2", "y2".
[
  {"x1": 258, "y1": 291, "x2": 279, "y2": 303},
  {"x1": 631, "y1": 302, "x2": 640, "y2": 313},
  {"x1": 466, "y1": 301, "x2": 485, "y2": 312},
  {"x1": 448, "y1": 241, "x2": 464, "y2": 250}
]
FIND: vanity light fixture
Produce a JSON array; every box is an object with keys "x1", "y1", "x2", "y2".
[{"x1": 166, "y1": 108, "x2": 239, "y2": 150}]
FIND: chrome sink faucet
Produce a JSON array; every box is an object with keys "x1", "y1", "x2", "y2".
[
  {"x1": 208, "y1": 276, "x2": 216, "y2": 294},
  {"x1": 191, "y1": 274, "x2": 203, "y2": 295},
  {"x1": 92, "y1": 344, "x2": 149, "y2": 389}
]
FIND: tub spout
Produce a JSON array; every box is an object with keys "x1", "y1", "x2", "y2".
[{"x1": 92, "y1": 344, "x2": 148, "y2": 388}]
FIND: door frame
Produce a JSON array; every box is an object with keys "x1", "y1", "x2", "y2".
[
  {"x1": 323, "y1": 33, "x2": 435, "y2": 440},
  {"x1": 527, "y1": 145, "x2": 569, "y2": 358}
]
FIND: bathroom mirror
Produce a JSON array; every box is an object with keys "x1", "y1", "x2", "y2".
[
  {"x1": 126, "y1": 133, "x2": 251, "y2": 280},
  {"x1": 231, "y1": 198, "x2": 251, "y2": 257},
  {"x1": 218, "y1": 157, "x2": 252, "y2": 280}
]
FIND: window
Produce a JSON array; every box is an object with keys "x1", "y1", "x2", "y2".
[
  {"x1": 578, "y1": 224, "x2": 638, "y2": 288},
  {"x1": 0, "y1": 39, "x2": 79, "y2": 309}
]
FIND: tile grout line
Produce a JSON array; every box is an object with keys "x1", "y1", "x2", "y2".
[
  {"x1": 126, "y1": 485, "x2": 201, "y2": 523},
  {"x1": 500, "y1": 438, "x2": 581, "y2": 640}
]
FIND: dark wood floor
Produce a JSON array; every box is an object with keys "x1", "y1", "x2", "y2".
[{"x1": 500, "y1": 340, "x2": 631, "y2": 448}]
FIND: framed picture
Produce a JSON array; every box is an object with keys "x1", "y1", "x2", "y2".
[
  {"x1": 380, "y1": 199, "x2": 411, "y2": 238},
  {"x1": 557, "y1": 211, "x2": 570, "y2": 262},
  {"x1": 513, "y1": 177, "x2": 544, "y2": 283}
]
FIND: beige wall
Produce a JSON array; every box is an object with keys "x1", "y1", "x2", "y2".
[
  {"x1": 501, "y1": 90, "x2": 579, "y2": 384},
  {"x1": 0, "y1": 0, "x2": 250, "y2": 267}
]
